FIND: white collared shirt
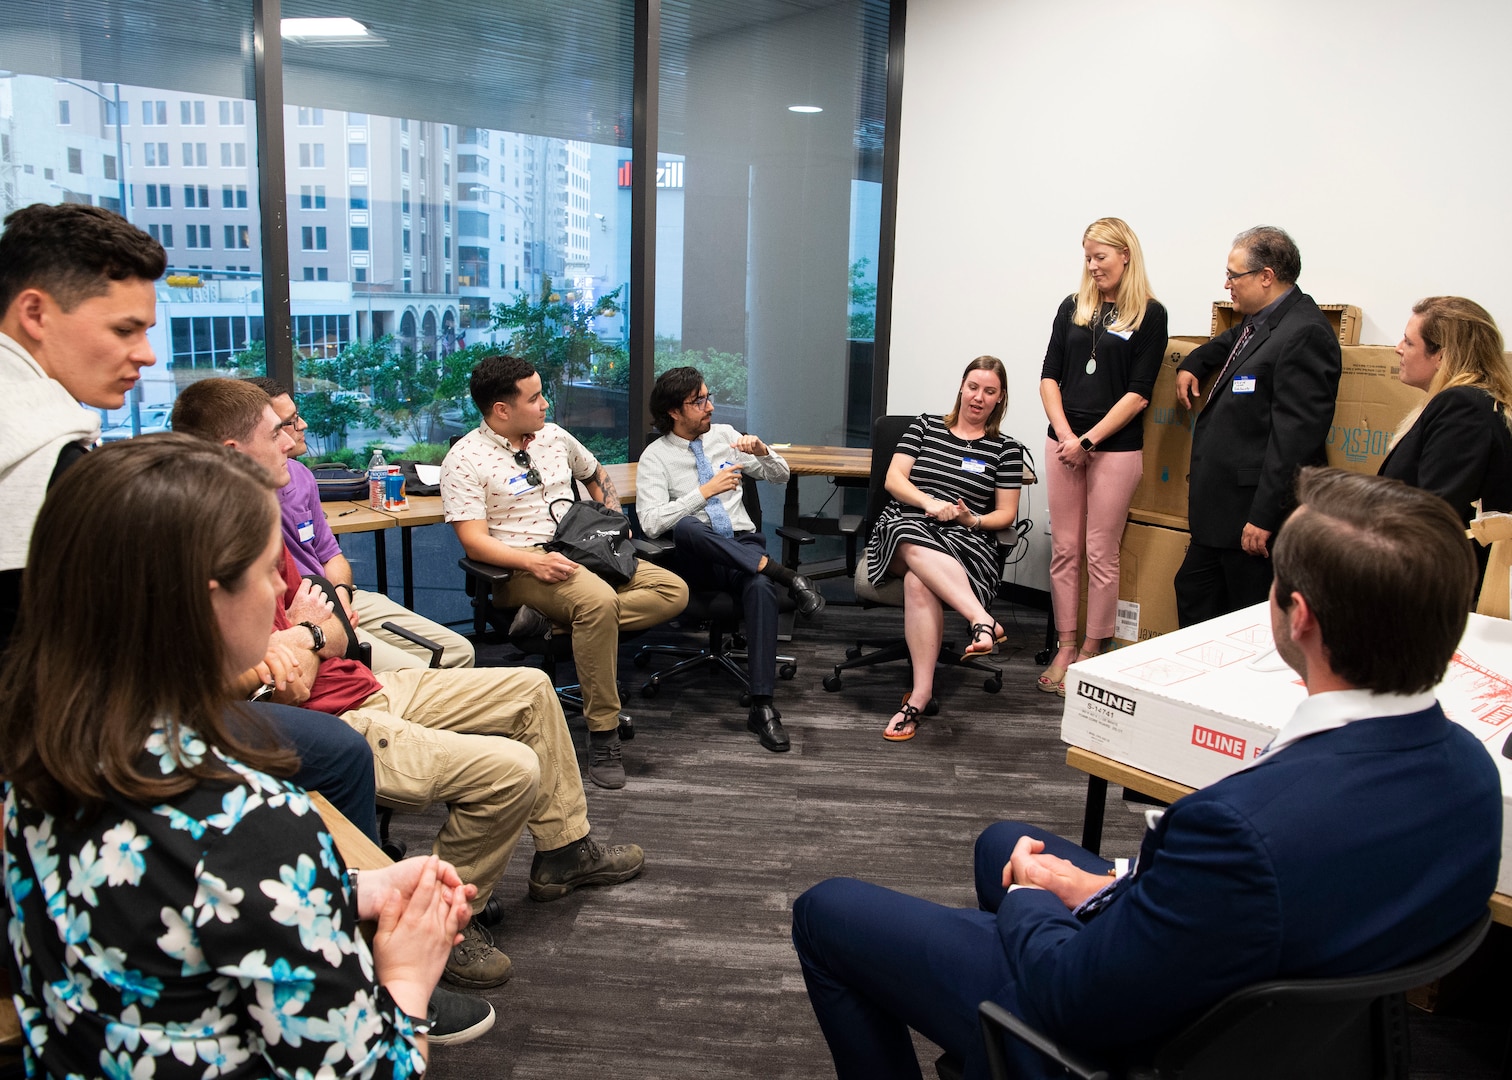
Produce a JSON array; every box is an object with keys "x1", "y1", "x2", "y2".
[
  {"x1": 636, "y1": 424, "x2": 789, "y2": 539},
  {"x1": 1246, "y1": 686, "x2": 1439, "y2": 769}
]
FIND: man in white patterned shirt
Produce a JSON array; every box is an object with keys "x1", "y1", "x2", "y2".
[
  {"x1": 636, "y1": 366, "x2": 825, "y2": 752},
  {"x1": 441, "y1": 355, "x2": 687, "y2": 789}
]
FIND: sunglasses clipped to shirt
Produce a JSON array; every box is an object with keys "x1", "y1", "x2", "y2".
[{"x1": 513, "y1": 448, "x2": 543, "y2": 488}]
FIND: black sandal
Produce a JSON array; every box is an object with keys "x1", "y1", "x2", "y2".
[
  {"x1": 883, "y1": 701, "x2": 923, "y2": 742},
  {"x1": 961, "y1": 622, "x2": 1005, "y2": 660}
]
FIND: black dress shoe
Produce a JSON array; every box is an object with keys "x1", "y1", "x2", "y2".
[
  {"x1": 788, "y1": 574, "x2": 826, "y2": 617},
  {"x1": 746, "y1": 703, "x2": 791, "y2": 752}
]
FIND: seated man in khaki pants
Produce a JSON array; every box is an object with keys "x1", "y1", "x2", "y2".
[
  {"x1": 171, "y1": 378, "x2": 646, "y2": 991},
  {"x1": 441, "y1": 354, "x2": 688, "y2": 790}
]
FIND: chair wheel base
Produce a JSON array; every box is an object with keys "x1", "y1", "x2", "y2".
[{"x1": 823, "y1": 673, "x2": 842, "y2": 692}]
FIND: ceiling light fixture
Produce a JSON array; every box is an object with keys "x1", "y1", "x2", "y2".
[
  {"x1": 281, "y1": 17, "x2": 376, "y2": 44},
  {"x1": 788, "y1": 104, "x2": 823, "y2": 114}
]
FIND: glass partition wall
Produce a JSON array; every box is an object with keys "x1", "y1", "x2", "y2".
[{"x1": 0, "y1": 0, "x2": 893, "y2": 475}]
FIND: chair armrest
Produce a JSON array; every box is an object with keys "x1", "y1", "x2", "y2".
[
  {"x1": 634, "y1": 535, "x2": 676, "y2": 558},
  {"x1": 458, "y1": 556, "x2": 514, "y2": 586},
  {"x1": 377, "y1": 620, "x2": 445, "y2": 669},
  {"x1": 978, "y1": 1001, "x2": 1109, "y2": 1080},
  {"x1": 838, "y1": 512, "x2": 864, "y2": 537},
  {"x1": 774, "y1": 525, "x2": 815, "y2": 546}
]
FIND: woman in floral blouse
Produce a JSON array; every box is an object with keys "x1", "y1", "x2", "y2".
[{"x1": 0, "y1": 434, "x2": 471, "y2": 1078}]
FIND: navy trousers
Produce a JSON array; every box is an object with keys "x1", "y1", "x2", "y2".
[
  {"x1": 667, "y1": 517, "x2": 780, "y2": 696},
  {"x1": 792, "y1": 821, "x2": 1112, "y2": 1080},
  {"x1": 248, "y1": 701, "x2": 380, "y2": 842}
]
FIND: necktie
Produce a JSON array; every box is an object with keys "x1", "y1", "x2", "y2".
[
  {"x1": 690, "y1": 437, "x2": 734, "y2": 537},
  {"x1": 1200, "y1": 321, "x2": 1255, "y2": 414}
]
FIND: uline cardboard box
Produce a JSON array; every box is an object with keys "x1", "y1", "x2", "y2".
[
  {"x1": 1128, "y1": 342, "x2": 1427, "y2": 530},
  {"x1": 1212, "y1": 301, "x2": 1362, "y2": 345},
  {"x1": 1062, "y1": 604, "x2": 1512, "y2": 891},
  {"x1": 1073, "y1": 520, "x2": 1190, "y2": 648}
]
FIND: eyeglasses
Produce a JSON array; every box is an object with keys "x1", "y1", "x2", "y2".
[
  {"x1": 683, "y1": 394, "x2": 713, "y2": 409},
  {"x1": 513, "y1": 448, "x2": 542, "y2": 488},
  {"x1": 278, "y1": 411, "x2": 307, "y2": 431},
  {"x1": 1224, "y1": 268, "x2": 1263, "y2": 283}
]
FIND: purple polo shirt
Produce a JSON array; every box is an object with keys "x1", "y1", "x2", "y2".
[{"x1": 280, "y1": 458, "x2": 342, "y2": 578}]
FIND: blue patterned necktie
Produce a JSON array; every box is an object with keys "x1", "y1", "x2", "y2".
[{"x1": 690, "y1": 437, "x2": 734, "y2": 537}]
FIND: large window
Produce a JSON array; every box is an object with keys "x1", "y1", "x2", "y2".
[
  {"x1": 0, "y1": 1, "x2": 266, "y2": 438},
  {"x1": 657, "y1": 1, "x2": 890, "y2": 537},
  {"x1": 278, "y1": 0, "x2": 635, "y2": 463}
]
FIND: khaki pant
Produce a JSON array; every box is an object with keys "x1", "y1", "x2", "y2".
[
  {"x1": 341, "y1": 666, "x2": 589, "y2": 909},
  {"x1": 495, "y1": 557, "x2": 687, "y2": 732},
  {"x1": 353, "y1": 587, "x2": 476, "y2": 671}
]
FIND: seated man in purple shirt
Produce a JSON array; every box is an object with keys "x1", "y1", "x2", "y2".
[{"x1": 243, "y1": 377, "x2": 474, "y2": 671}]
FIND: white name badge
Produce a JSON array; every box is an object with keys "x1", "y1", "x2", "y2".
[
  {"x1": 1107, "y1": 327, "x2": 1132, "y2": 340},
  {"x1": 296, "y1": 518, "x2": 316, "y2": 543},
  {"x1": 506, "y1": 472, "x2": 536, "y2": 495},
  {"x1": 1232, "y1": 375, "x2": 1257, "y2": 394},
  {"x1": 961, "y1": 456, "x2": 988, "y2": 474}
]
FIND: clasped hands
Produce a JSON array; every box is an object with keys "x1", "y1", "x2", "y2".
[
  {"x1": 364, "y1": 856, "x2": 476, "y2": 1007},
  {"x1": 1003, "y1": 834, "x2": 1113, "y2": 910},
  {"x1": 922, "y1": 497, "x2": 974, "y2": 524}
]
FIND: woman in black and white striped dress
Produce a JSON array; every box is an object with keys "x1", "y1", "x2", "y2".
[{"x1": 866, "y1": 356, "x2": 1023, "y2": 741}]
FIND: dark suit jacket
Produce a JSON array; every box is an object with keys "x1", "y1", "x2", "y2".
[
  {"x1": 993, "y1": 705, "x2": 1501, "y2": 1075},
  {"x1": 1379, "y1": 385, "x2": 1512, "y2": 525},
  {"x1": 1179, "y1": 289, "x2": 1341, "y2": 546}
]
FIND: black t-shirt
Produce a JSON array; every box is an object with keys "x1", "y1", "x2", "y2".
[{"x1": 1040, "y1": 295, "x2": 1168, "y2": 452}]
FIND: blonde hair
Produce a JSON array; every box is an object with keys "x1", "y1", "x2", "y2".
[
  {"x1": 1073, "y1": 217, "x2": 1156, "y2": 334},
  {"x1": 1392, "y1": 296, "x2": 1512, "y2": 448},
  {"x1": 942, "y1": 355, "x2": 1008, "y2": 438}
]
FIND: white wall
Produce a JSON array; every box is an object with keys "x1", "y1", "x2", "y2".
[{"x1": 891, "y1": 0, "x2": 1512, "y2": 592}]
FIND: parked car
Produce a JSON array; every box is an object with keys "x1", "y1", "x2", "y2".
[{"x1": 99, "y1": 407, "x2": 172, "y2": 442}]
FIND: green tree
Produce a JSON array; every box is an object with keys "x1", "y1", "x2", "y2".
[
  {"x1": 490, "y1": 277, "x2": 627, "y2": 407},
  {"x1": 849, "y1": 256, "x2": 877, "y2": 340},
  {"x1": 294, "y1": 337, "x2": 388, "y2": 455}
]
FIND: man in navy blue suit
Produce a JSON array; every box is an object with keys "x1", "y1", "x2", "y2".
[{"x1": 793, "y1": 467, "x2": 1503, "y2": 1080}]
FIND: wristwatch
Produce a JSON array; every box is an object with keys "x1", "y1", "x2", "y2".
[
  {"x1": 400, "y1": 1007, "x2": 435, "y2": 1036},
  {"x1": 1079, "y1": 436, "x2": 1096, "y2": 453},
  {"x1": 298, "y1": 620, "x2": 326, "y2": 652}
]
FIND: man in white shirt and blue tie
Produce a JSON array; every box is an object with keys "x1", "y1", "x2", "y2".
[{"x1": 636, "y1": 366, "x2": 825, "y2": 752}]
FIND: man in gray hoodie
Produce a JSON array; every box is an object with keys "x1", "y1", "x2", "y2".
[{"x1": 0, "y1": 202, "x2": 164, "y2": 647}]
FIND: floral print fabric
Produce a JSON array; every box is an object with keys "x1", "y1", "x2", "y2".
[{"x1": 4, "y1": 725, "x2": 424, "y2": 1078}]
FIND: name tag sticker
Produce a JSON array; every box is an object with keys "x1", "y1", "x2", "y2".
[
  {"x1": 296, "y1": 518, "x2": 316, "y2": 543},
  {"x1": 506, "y1": 472, "x2": 536, "y2": 495},
  {"x1": 1107, "y1": 327, "x2": 1132, "y2": 340},
  {"x1": 1232, "y1": 375, "x2": 1257, "y2": 394},
  {"x1": 961, "y1": 457, "x2": 988, "y2": 474}
]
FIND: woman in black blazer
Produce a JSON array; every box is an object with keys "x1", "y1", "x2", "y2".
[{"x1": 1379, "y1": 296, "x2": 1512, "y2": 532}]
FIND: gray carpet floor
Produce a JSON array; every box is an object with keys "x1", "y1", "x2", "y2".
[{"x1": 351, "y1": 526, "x2": 1509, "y2": 1080}]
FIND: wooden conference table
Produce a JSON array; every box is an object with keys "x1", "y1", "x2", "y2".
[{"x1": 1065, "y1": 745, "x2": 1512, "y2": 927}]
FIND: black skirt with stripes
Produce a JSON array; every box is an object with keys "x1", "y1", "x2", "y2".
[{"x1": 865, "y1": 414, "x2": 1022, "y2": 610}]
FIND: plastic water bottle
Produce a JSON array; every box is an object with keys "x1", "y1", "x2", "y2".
[{"x1": 367, "y1": 448, "x2": 387, "y2": 508}]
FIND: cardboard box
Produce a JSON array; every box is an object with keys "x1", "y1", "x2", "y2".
[
  {"x1": 1327, "y1": 346, "x2": 1425, "y2": 474},
  {"x1": 1472, "y1": 513, "x2": 1512, "y2": 619},
  {"x1": 1062, "y1": 605, "x2": 1512, "y2": 891},
  {"x1": 1211, "y1": 301, "x2": 1362, "y2": 345},
  {"x1": 1074, "y1": 520, "x2": 1190, "y2": 648},
  {"x1": 1127, "y1": 337, "x2": 1208, "y2": 528}
]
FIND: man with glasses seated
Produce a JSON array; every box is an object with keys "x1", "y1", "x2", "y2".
[
  {"x1": 1172, "y1": 226, "x2": 1341, "y2": 625},
  {"x1": 440, "y1": 354, "x2": 687, "y2": 789},
  {"x1": 241, "y1": 376, "x2": 475, "y2": 671},
  {"x1": 635, "y1": 366, "x2": 826, "y2": 752}
]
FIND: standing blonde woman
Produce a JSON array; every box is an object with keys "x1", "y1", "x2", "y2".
[
  {"x1": 1380, "y1": 296, "x2": 1512, "y2": 545},
  {"x1": 1038, "y1": 218, "x2": 1168, "y2": 694}
]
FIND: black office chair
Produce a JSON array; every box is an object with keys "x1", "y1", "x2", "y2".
[
  {"x1": 935, "y1": 910, "x2": 1492, "y2": 1080},
  {"x1": 823, "y1": 414, "x2": 1029, "y2": 698},
  {"x1": 631, "y1": 473, "x2": 813, "y2": 703}
]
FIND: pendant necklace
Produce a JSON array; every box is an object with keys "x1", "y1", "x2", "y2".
[{"x1": 1086, "y1": 303, "x2": 1118, "y2": 375}]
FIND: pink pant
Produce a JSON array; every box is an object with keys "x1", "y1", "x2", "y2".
[{"x1": 1045, "y1": 438, "x2": 1144, "y2": 640}]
